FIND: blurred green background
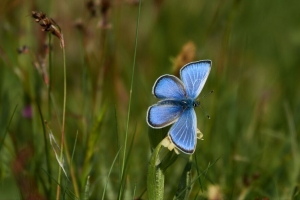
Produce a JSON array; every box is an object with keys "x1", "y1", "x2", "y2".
[{"x1": 0, "y1": 0, "x2": 300, "y2": 199}]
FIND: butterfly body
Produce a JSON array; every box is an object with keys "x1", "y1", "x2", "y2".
[
  {"x1": 156, "y1": 98, "x2": 197, "y2": 108},
  {"x1": 182, "y1": 99, "x2": 200, "y2": 108},
  {"x1": 147, "y1": 60, "x2": 211, "y2": 154}
]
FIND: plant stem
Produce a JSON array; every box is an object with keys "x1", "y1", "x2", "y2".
[
  {"x1": 48, "y1": 34, "x2": 52, "y2": 119},
  {"x1": 56, "y1": 35, "x2": 66, "y2": 200}
]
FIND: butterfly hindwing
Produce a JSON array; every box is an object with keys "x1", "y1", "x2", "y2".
[
  {"x1": 180, "y1": 60, "x2": 211, "y2": 99},
  {"x1": 147, "y1": 100, "x2": 184, "y2": 128},
  {"x1": 168, "y1": 107, "x2": 197, "y2": 154},
  {"x1": 152, "y1": 75, "x2": 186, "y2": 99}
]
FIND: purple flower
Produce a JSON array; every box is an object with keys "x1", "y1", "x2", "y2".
[{"x1": 22, "y1": 105, "x2": 32, "y2": 118}]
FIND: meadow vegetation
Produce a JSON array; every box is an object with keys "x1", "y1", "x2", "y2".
[{"x1": 0, "y1": 0, "x2": 299, "y2": 199}]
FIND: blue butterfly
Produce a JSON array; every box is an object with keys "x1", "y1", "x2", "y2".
[{"x1": 146, "y1": 60, "x2": 211, "y2": 154}]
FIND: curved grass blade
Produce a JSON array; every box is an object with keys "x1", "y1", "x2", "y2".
[
  {"x1": 0, "y1": 104, "x2": 18, "y2": 152},
  {"x1": 284, "y1": 102, "x2": 300, "y2": 198},
  {"x1": 118, "y1": 124, "x2": 137, "y2": 199},
  {"x1": 194, "y1": 153, "x2": 203, "y2": 191},
  {"x1": 41, "y1": 168, "x2": 78, "y2": 199},
  {"x1": 70, "y1": 131, "x2": 80, "y2": 197},
  {"x1": 83, "y1": 176, "x2": 90, "y2": 200},
  {"x1": 36, "y1": 103, "x2": 52, "y2": 195},
  {"x1": 102, "y1": 148, "x2": 122, "y2": 200},
  {"x1": 173, "y1": 157, "x2": 193, "y2": 200},
  {"x1": 177, "y1": 156, "x2": 221, "y2": 198}
]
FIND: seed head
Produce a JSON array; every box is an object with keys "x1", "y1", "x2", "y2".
[{"x1": 31, "y1": 11, "x2": 64, "y2": 47}]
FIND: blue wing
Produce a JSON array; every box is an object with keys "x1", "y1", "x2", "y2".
[
  {"x1": 168, "y1": 107, "x2": 197, "y2": 154},
  {"x1": 180, "y1": 60, "x2": 211, "y2": 99},
  {"x1": 147, "y1": 100, "x2": 184, "y2": 128},
  {"x1": 152, "y1": 75, "x2": 186, "y2": 99}
]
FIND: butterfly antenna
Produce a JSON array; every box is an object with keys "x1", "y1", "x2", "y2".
[
  {"x1": 199, "y1": 104, "x2": 210, "y2": 119},
  {"x1": 200, "y1": 90, "x2": 214, "y2": 99}
]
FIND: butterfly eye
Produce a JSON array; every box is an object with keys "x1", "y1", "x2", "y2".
[{"x1": 193, "y1": 101, "x2": 200, "y2": 107}]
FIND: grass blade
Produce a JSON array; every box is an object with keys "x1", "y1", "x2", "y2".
[
  {"x1": 132, "y1": 183, "x2": 137, "y2": 200},
  {"x1": 83, "y1": 176, "x2": 90, "y2": 200},
  {"x1": 0, "y1": 104, "x2": 17, "y2": 152},
  {"x1": 102, "y1": 148, "x2": 122, "y2": 200},
  {"x1": 173, "y1": 157, "x2": 193, "y2": 200},
  {"x1": 194, "y1": 153, "x2": 203, "y2": 191},
  {"x1": 70, "y1": 131, "x2": 79, "y2": 198},
  {"x1": 119, "y1": 0, "x2": 142, "y2": 199},
  {"x1": 36, "y1": 103, "x2": 52, "y2": 195},
  {"x1": 147, "y1": 142, "x2": 165, "y2": 200},
  {"x1": 284, "y1": 102, "x2": 300, "y2": 198},
  {"x1": 118, "y1": 124, "x2": 138, "y2": 199}
]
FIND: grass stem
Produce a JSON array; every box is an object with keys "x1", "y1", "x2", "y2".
[
  {"x1": 48, "y1": 34, "x2": 52, "y2": 119},
  {"x1": 56, "y1": 35, "x2": 67, "y2": 200},
  {"x1": 119, "y1": 1, "x2": 142, "y2": 199}
]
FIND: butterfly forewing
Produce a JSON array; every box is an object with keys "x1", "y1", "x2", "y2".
[
  {"x1": 180, "y1": 60, "x2": 211, "y2": 99},
  {"x1": 168, "y1": 107, "x2": 197, "y2": 154},
  {"x1": 147, "y1": 100, "x2": 184, "y2": 128},
  {"x1": 153, "y1": 75, "x2": 186, "y2": 99}
]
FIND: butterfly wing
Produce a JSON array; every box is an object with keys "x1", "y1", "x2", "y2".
[
  {"x1": 168, "y1": 107, "x2": 197, "y2": 154},
  {"x1": 180, "y1": 60, "x2": 211, "y2": 99},
  {"x1": 153, "y1": 75, "x2": 186, "y2": 99},
  {"x1": 147, "y1": 100, "x2": 184, "y2": 128}
]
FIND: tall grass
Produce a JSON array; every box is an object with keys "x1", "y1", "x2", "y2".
[{"x1": 0, "y1": 0, "x2": 300, "y2": 199}]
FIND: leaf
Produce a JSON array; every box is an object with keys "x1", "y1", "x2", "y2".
[
  {"x1": 147, "y1": 142, "x2": 165, "y2": 200},
  {"x1": 173, "y1": 158, "x2": 193, "y2": 200}
]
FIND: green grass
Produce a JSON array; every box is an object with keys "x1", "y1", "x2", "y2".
[{"x1": 0, "y1": 0, "x2": 300, "y2": 199}]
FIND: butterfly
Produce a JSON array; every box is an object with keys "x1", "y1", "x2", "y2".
[{"x1": 146, "y1": 60, "x2": 211, "y2": 154}]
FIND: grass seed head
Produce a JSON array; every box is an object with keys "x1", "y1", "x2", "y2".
[{"x1": 32, "y1": 11, "x2": 64, "y2": 47}]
